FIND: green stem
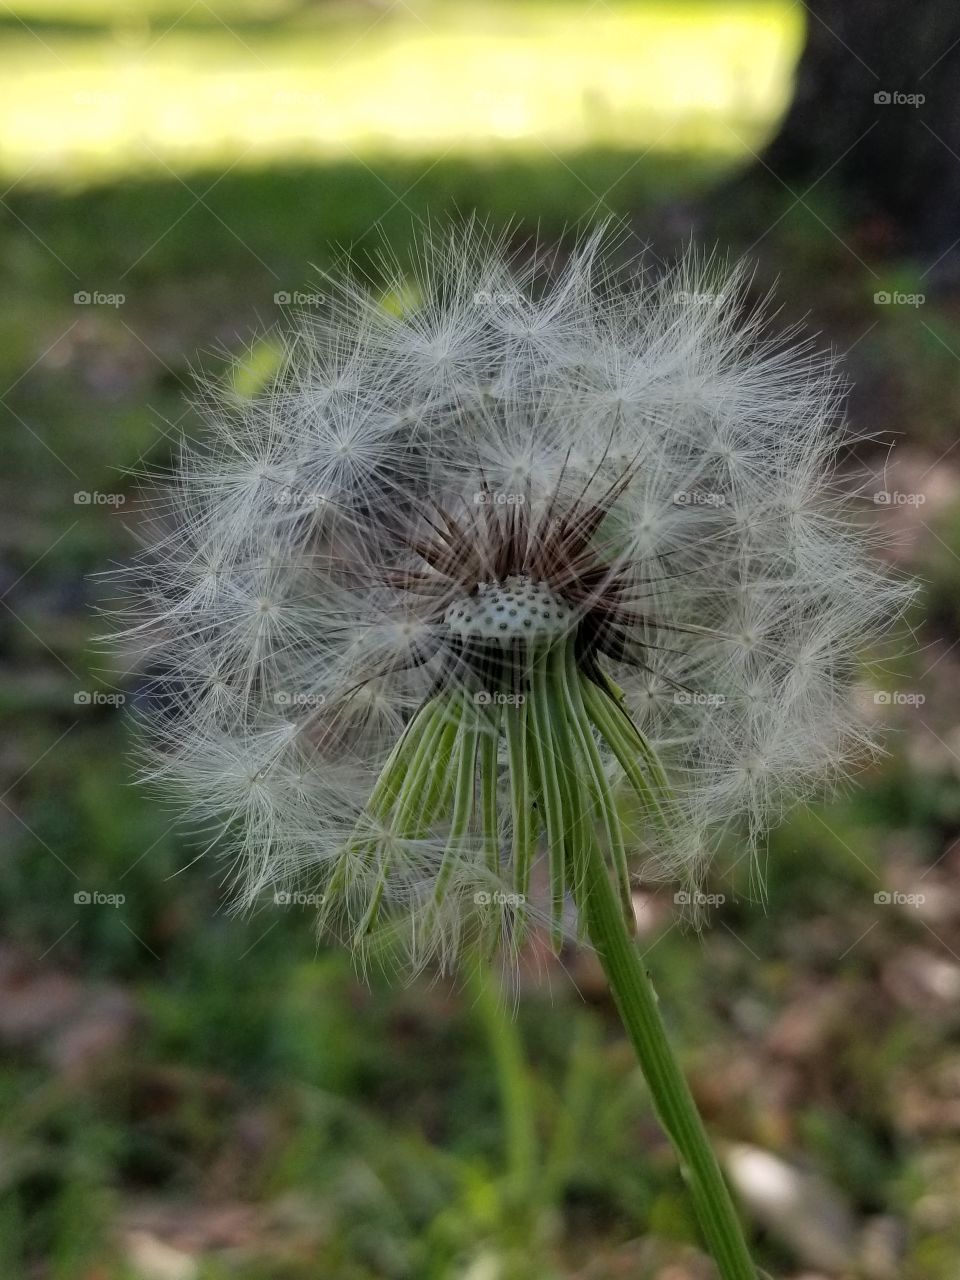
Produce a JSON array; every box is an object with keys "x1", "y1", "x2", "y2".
[
  {"x1": 579, "y1": 813, "x2": 756, "y2": 1280},
  {"x1": 540, "y1": 645, "x2": 756, "y2": 1280}
]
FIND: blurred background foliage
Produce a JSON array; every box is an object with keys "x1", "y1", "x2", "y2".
[{"x1": 3, "y1": 2, "x2": 960, "y2": 1278}]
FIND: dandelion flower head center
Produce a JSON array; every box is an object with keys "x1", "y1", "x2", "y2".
[{"x1": 444, "y1": 576, "x2": 574, "y2": 644}]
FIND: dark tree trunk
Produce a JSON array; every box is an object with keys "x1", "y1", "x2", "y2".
[{"x1": 756, "y1": 0, "x2": 960, "y2": 258}]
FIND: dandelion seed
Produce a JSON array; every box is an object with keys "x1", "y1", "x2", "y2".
[{"x1": 111, "y1": 223, "x2": 908, "y2": 969}]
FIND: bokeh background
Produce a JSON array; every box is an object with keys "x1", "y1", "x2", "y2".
[{"x1": 3, "y1": 2, "x2": 960, "y2": 1277}]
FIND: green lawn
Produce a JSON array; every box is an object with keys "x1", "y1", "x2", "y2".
[{"x1": 0, "y1": 1, "x2": 799, "y2": 182}]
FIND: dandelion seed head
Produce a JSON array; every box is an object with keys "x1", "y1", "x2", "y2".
[{"x1": 110, "y1": 221, "x2": 912, "y2": 971}]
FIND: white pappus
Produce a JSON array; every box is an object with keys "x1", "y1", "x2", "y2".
[{"x1": 108, "y1": 222, "x2": 911, "y2": 972}]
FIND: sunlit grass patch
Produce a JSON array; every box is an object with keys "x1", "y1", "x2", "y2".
[{"x1": 0, "y1": 1, "x2": 800, "y2": 183}]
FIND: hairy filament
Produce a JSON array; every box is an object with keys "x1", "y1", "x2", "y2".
[
  {"x1": 342, "y1": 637, "x2": 673, "y2": 955},
  {"x1": 479, "y1": 702, "x2": 501, "y2": 875},
  {"x1": 504, "y1": 697, "x2": 534, "y2": 940}
]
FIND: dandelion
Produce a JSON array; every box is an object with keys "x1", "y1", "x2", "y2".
[{"x1": 113, "y1": 224, "x2": 909, "y2": 1279}]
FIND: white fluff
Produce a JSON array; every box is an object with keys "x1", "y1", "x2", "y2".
[{"x1": 108, "y1": 223, "x2": 911, "y2": 961}]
